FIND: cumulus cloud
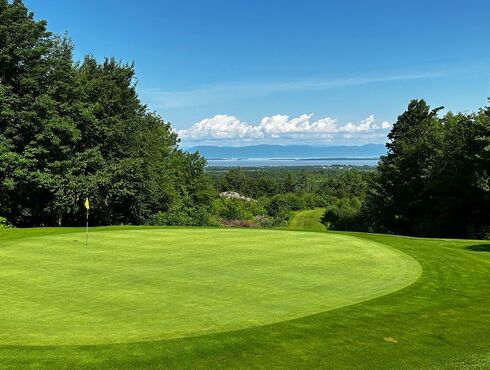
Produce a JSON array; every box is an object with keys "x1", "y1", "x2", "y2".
[
  {"x1": 178, "y1": 115, "x2": 263, "y2": 140},
  {"x1": 178, "y1": 114, "x2": 392, "y2": 145}
]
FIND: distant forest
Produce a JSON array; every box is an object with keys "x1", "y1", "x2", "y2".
[{"x1": 1, "y1": 1, "x2": 489, "y2": 239}]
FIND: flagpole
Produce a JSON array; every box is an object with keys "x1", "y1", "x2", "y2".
[
  {"x1": 85, "y1": 208, "x2": 89, "y2": 246},
  {"x1": 84, "y1": 198, "x2": 90, "y2": 245}
]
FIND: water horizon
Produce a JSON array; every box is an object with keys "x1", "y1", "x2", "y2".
[{"x1": 205, "y1": 157, "x2": 379, "y2": 167}]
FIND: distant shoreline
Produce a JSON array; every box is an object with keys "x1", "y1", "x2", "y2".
[
  {"x1": 205, "y1": 157, "x2": 379, "y2": 168},
  {"x1": 273, "y1": 157, "x2": 379, "y2": 161},
  {"x1": 206, "y1": 157, "x2": 380, "y2": 161}
]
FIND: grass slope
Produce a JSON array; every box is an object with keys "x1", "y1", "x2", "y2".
[
  {"x1": 0, "y1": 227, "x2": 489, "y2": 369},
  {"x1": 288, "y1": 208, "x2": 325, "y2": 232},
  {"x1": 0, "y1": 228, "x2": 419, "y2": 345}
]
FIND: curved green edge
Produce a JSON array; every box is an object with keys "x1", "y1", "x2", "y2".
[
  {"x1": 0, "y1": 228, "x2": 420, "y2": 346},
  {"x1": 0, "y1": 226, "x2": 489, "y2": 369}
]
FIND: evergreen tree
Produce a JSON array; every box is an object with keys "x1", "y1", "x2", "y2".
[
  {"x1": 367, "y1": 100, "x2": 444, "y2": 235},
  {"x1": 363, "y1": 99, "x2": 490, "y2": 238}
]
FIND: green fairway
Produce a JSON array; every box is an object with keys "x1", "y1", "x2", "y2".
[
  {"x1": 0, "y1": 227, "x2": 489, "y2": 369},
  {"x1": 288, "y1": 208, "x2": 326, "y2": 232},
  {"x1": 0, "y1": 228, "x2": 419, "y2": 345}
]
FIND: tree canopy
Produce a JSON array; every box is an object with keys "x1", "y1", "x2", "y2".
[
  {"x1": 3, "y1": 1, "x2": 489, "y2": 238},
  {"x1": 0, "y1": 0, "x2": 215, "y2": 226},
  {"x1": 323, "y1": 99, "x2": 490, "y2": 239}
]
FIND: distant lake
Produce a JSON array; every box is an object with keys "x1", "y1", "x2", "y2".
[{"x1": 206, "y1": 158, "x2": 379, "y2": 167}]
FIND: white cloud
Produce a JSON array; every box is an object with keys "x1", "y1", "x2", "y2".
[
  {"x1": 179, "y1": 115, "x2": 263, "y2": 139},
  {"x1": 178, "y1": 114, "x2": 392, "y2": 145}
]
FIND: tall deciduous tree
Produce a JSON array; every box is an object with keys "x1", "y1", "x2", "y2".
[{"x1": 0, "y1": 0, "x2": 216, "y2": 226}]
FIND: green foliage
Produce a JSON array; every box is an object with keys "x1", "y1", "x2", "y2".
[
  {"x1": 209, "y1": 167, "x2": 374, "y2": 226},
  {"x1": 368, "y1": 100, "x2": 445, "y2": 235},
  {"x1": 146, "y1": 211, "x2": 194, "y2": 226},
  {"x1": 321, "y1": 197, "x2": 364, "y2": 231},
  {"x1": 210, "y1": 167, "x2": 373, "y2": 199},
  {"x1": 212, "y1": 197, "x2": 273, "y2": 227},
  {"x1": 0, "y1": 215, "x2": 12, "y2": 229},
  {"x1": 263, "y1": 196, "x2": 290, "y2": 223},
  {"x1": 0, "y1": 1, "x2": 216, "y2": 227},
  {"x1": 362, "y1": 99, "x2": 490, "y2": 238},
  {"x1": 214, "y1": 198, "x2": 256, "y2": 221},
  {"x1": 218, "y1": 169, "x2": 253, "y2": 195}
]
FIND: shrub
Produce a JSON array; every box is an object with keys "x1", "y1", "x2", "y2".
[
  {"x1": 146, "y1": 211, "x2": 194, "y2": 226},
  {"x1": 321, "y1": 197, "x2": 365, "y2": 231},
  {"x1": 220, "y1": 219, "x2": 255, "y2": 228},
  {"x1": 213, "y1": 198, "x2": 264, "y2": 221},
  {"x1": 0, "y1": 216, "x2": 12, "y2": 229}
]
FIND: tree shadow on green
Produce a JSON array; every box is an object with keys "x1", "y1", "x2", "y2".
[{"x1": 465, "y1": 244, "x2": 490, "y2": 252}]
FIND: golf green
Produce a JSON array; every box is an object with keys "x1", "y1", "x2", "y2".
[{"x1": 0, "y1": 228, "x2": 420, "y2": 345}]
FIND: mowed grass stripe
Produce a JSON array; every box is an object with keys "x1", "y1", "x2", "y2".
[
  {"x1": 288, "y1": 208, "x2": 326, "y2": 232},
  {"x1": 0, "y1": 228, "x2": 420, "y2": 345}
]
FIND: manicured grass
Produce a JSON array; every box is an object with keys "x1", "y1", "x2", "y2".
[
  {"x1": 0, "y1": 228, "x2": 419, "y2": 345},
  {"x1": 288, "y1": 208, "x2": 326, "y2": 232},
  {"x1": 0, "y1": 226, "x2": 489, "y2": 369}
]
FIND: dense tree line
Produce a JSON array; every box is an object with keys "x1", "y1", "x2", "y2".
[
  {"x1": 208, "y1": 167, "x2": 373, "y2": 226},
  {"x1": 0, "y1": 1, "x2": 215, "y2": 227},
  {"x1": 4, "y1": 2, "x2": 488, "y2": 238},
  {"x1": 209, "y1": 167, "x2": 373, "y2": 199},
  {"x1": 323, "y1": 99, "x2": 490, "y2": 239},
  {"x1": 0, "y1": 1, "x2": 371, "y2": 229}
]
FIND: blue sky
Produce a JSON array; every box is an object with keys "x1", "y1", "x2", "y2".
[{"x1": 25, "y1": 0, "x2": 490, "y2": 146}]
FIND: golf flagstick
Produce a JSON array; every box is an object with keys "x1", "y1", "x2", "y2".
[{"x1": 84, "y1": 198, "x2": 90, "y2": 245}]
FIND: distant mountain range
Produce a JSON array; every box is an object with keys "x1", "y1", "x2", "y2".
[{"x1": 186, "y1": 144, "x2": 386, "y2": 159}]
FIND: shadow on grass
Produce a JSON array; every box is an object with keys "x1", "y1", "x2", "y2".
[{"x1": 465, "y1": 244, "x2": 490, "y2": 252}]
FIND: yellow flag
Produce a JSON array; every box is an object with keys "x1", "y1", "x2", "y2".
[{"x1": 84, "y1": 198, "x2": 90, "y2": 210}]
